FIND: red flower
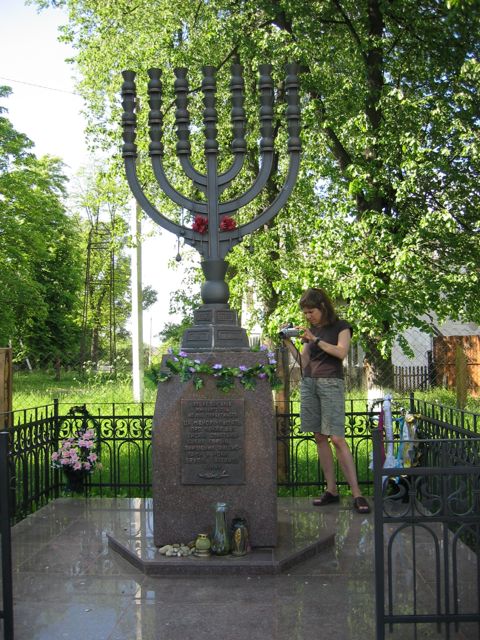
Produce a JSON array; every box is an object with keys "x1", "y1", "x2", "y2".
[
  {"x1": 192, "y1": 215, "x2": 208, "y2": 234},
  {"x1": 219, "y1": 216, "x2": 237, "y2": 231}
]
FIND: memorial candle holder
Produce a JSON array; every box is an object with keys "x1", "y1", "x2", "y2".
[{"x1": 121, "y1": 62, "x2": 301, "y2": 351}]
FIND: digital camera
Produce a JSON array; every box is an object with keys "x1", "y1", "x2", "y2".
[{"x1": 278, "y1": 325, "x2": 301, "y2": 339}]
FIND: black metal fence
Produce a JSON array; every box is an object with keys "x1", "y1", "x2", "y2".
[
  {"x1": 0, "y1": 431, "x2": 14, "y2": 640},
  {"x1": 373, "y1": 415, "x2": 480, "y2": 639},
  {"x1": 3, "y1": 398, "x2": 384, "y2": 524},
  {"x1": 275, "y1": 397, "x2": 376, "y2": 495},
  {"x1": 411, "y1": 397, "x2": 480, "y2": 434},
  {"x1": 2, "y1": 395, "x2": 480, "y2": 523},
  {"x1": 3, "y1": 400, "x2": 155, "y2": 523}
]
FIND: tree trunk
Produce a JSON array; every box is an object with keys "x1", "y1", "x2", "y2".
[
  {"x1": 0, "y1": 348, "x2": 12, "y2": 429},
  {"x1": 363, "y1": 338, "x2": 394, "y2": 391}
]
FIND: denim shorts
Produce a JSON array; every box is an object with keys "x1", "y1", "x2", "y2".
[{"x1": 300, "y1": 377, "x2": 345, "y2": 436}]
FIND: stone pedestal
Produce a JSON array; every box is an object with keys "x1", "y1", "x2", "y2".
[
  {"x1": 152, "y1": 352, "x2": 277, "y2": 548},
  {"x1": 181, "y1": 305, "x2": 250, "y2": 351}
]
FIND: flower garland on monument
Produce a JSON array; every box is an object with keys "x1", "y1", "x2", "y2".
[{"x1": 159, "y1": 346, "x2": 281, "y2": 393}]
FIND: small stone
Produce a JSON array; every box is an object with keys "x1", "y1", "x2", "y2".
[
  {"x1": 158, "y1": 545, "x2": 172, "y2": 555},
  {"x1": 165, "y1": 549, "x2": 175, "y2": 557}
]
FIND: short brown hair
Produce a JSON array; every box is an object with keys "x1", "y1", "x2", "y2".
[{"x1": 299, "y1": 288, "x2": 338, "y2": 326}]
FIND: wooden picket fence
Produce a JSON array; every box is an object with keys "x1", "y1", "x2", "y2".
[{"x1": 393, "y1": 365, "x2": 430, "y2": 391}]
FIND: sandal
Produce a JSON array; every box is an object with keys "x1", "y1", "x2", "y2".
[
  {"x1": 353, "y1": 496, "x2": 370, "y2": 514},
  {"x1": 313, "y1": 491, "x2": 340, "y2": 506}
]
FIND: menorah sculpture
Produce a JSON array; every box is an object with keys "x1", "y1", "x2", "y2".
[{"x1": 121, "y1": 62, "x2": 301, "y2": 350}]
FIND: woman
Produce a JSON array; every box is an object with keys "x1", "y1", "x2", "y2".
[{"x1": 282, "y1": 287, "x2": 370, "y2": 513}]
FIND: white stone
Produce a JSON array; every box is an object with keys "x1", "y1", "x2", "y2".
[{"x1": 158, "y1": 545, "x2": 172, "y2": 555}]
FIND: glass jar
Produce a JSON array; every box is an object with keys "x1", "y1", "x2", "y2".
[
  {"x1": 230, "y1": 517, "x2": 249, "y2": 556},
  {"x1": 211, "y1": 501, "x2": 230, "y2": 555},
  {"x1": 194, "y1": 533, "x2": 211, "y2": 556}
]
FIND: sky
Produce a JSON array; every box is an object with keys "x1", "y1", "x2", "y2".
[{"x1": 0, "y1": 0, "x2": 185, "y2": 347}]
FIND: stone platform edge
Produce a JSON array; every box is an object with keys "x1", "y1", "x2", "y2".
[{"x1": 107, "y1": 531, "x2": 335, "y2": 576}]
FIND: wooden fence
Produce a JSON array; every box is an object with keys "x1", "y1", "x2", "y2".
[
  {"x1": 393, "y1": 365, "x2": 430, "y2": 392},
  {"x1": 434, "y1": 335, "x2": 480, "y2": 397}
]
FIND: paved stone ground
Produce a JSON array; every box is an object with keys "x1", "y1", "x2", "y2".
[{"x1": 4, "y1": 497, "x2": 478, "y2": 640}]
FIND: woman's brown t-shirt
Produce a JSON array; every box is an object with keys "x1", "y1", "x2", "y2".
[{"x1": 301, "y1": 319, "x2": 353, "y2": 379}]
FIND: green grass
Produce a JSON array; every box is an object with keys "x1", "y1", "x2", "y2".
[
  {"x1": 413, "y1": 387, "x2": 480, "y2": 414},
  {"x1": 13, "y1": 369, "x2": 480, "y2": 413},
  {"x1": 12, "y1": 370, "x2": 158, "y2": 411}
]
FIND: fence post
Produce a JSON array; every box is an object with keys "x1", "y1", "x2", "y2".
[
  {"x1": 372, "y1": 427, "x2": 385, "y2": 640},
  {"x1": 53, "y1": 399, "x2": 60, "y2": 498},
  {"x1": 275, "y1": 345, "x2": 290, "y2": 483},
  {"x1": 455, "y1": 345, "x2": 468, "y2": 410},
  {"x1": 0, "y1": 431, "x2": 14, "y2": 639}
]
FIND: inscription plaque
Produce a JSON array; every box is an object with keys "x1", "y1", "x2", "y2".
[{"x1": 181, "y1": 399, "x2": 245, "y2": 484}]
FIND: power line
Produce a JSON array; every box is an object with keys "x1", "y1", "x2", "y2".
[{"x1": 0, "y1": 76, "x2": 79, "y2": 96}]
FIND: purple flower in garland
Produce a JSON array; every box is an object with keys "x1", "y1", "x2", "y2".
[
  {"x1": 212, "y1": 363, "x2": 223, "y2": 370},
  {"x1": 239, "y1": 365, "x2": 248, "y2": 372},
  {"x1": 179, "y1": 351, "x2": 188, "y2": 358},
  {"x1": 258, "y1": 372, "x2": 267, "y2": 379}
]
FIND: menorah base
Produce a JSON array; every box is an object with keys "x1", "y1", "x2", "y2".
[{"x1": 181, "y1": 305, "x2": 250, "y2": 351}]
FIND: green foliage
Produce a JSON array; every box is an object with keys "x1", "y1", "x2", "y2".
[
  {"x1": 70, "y1": 166, "x2": 137, "y2": 365},
  {"x1": 32, "y1": 1, "x2": 480, "y2": 388},
  {"x1": 415, "y1": 386, "x2": 480, "y2": 414},
  {"x1": 157, "y1": 318, "x2": 194, "y2": 352},
  {"x1": 144, "y1": 361, "x2": 163, "y2": 386},
  {"x1": 0, "y1": 87, "x2": 84, "y2": 364}
]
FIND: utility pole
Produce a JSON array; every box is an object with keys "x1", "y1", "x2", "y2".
[{"x1": 131, "y1": 198, "x2": 144, "y2": 401}]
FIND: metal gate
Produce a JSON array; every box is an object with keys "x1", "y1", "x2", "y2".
[{"x1": 373, "y1": 423, "x2": 480, "y2": 639}]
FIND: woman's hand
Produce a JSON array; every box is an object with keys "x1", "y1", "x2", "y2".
[{"x1": 299, "y1": 326, "x2": 316, "y2": 343}]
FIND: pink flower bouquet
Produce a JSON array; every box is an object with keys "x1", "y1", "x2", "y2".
[{"x1": 51, "y1": 428, "x2": 102, "y2": 474}]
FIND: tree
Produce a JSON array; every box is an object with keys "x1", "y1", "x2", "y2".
[
  {"x1": 70, "y1": 166, "x2": 133, "y2": 366},
  {"x1": 0, "y1": 86, "x2": 84, "y2": 366},
  {"x1": 36, "y1": 0, "x2": 480, "y2": 386},
  {"x1": 70, "y1": 165, "x2": 158, "y2": 367}
]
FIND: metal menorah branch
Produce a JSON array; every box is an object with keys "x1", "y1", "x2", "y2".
[{"x1": 121, "y1": 63, "x2": 301, "y2": 350}]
